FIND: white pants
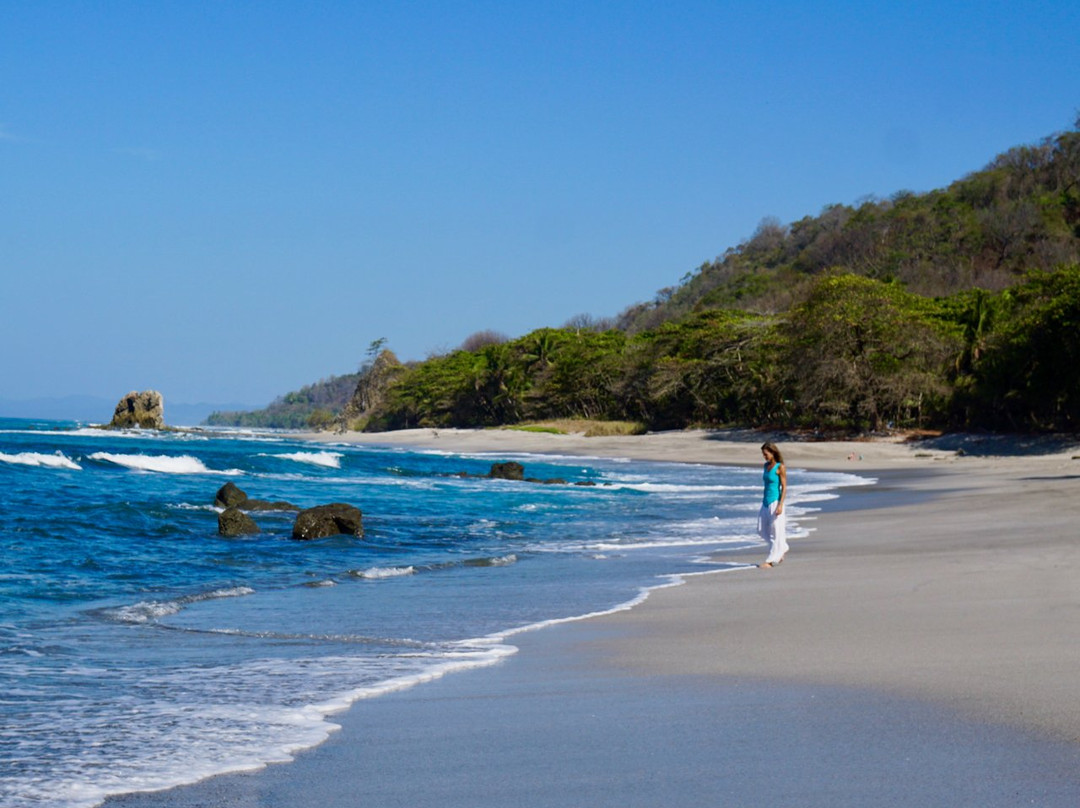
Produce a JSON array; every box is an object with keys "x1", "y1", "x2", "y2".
[{"x1": 758, "y1": 500, "x2": 788, "y2": 564}]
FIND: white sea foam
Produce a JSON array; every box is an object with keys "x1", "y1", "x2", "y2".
[
  {"x1": 105, "y1": 600, "x2": 185, "y2": 624},
  {"x1": 251, "y1": 470, "x2": 435, "y2": 490},
  {"x1": 196, "y1": 586, "x2": 257, "y2": 602},
  {"x1": 0, "y1": 451, "x2": 82, "y2": 470},
  {"x1": 65, "y1": 427, "x2": 147, "y2": 438},
  {"x1": 582, "y1": 535, "x2": 755, "y2": 552},
  {"x1": 262, "y1": 451, "x2": 344, "y2": 468},
  {"x1": 102, "y1": 587, "x2": 256, "y2": 624},
  {"x1": 5, "y1": 642, "x2": 516, "y2": 808},
  {"x1": 517, "y1": 502, "x2": 560, "y2": 512},
  {"x1": 353, "y1": 565, "x2": 417, "y2": 579},
  {"x1": 605, "y1": 480, "x2": 758, "y2": 494},
  {"x1": 87, "y1": 452, "x2": 242, "y2": 475}
]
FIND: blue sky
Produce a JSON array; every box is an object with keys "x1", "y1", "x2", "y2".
[{"x1": 2, "y1": 1, "x2": 1077, "y2": 410}]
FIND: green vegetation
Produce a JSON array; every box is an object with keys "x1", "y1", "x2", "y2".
[
  {"x1": 959, "y1": 265, "x2": 1080, "y2": 430},
  {"x1": 206, "y1": 373, "x2": 360, "y2": 429},
  {"x1": 210, "y1": 122, "x2": 1080, "y2": 435},
  {"x1": 620, "y1": 123, "x2": 1080, "y2": 331}
]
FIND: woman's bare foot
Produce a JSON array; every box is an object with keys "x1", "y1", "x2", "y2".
[{"x1": 758, "y1": 562, "x2": 773, "y2": 569}]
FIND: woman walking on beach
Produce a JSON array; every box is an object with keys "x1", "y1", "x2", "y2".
[{"x1": 758, "y1": 442, "x2": 788, "y2": 568}]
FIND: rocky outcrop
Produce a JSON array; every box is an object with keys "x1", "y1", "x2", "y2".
[
  {"x1": 215, "y1": 482, "x2": 248, "y2": 508},
  {"x1": 339, "y1": 349, "x2": 404, "y2": 429},
  {"x1": 109, "y1": 390, "x2": 165, "y2": 429},
  {"x1": 214, "y1": 482, "x2": 298, "y2": 512},
  {"x1": 292, "y1": 503, "x2": 364, "y2": 540},
  {"x1": 488, "y1": 462, "x2": 525, "y2": 481},
  {"x1": 218, "y1": 507, "x2": 260, "y2": 536}
]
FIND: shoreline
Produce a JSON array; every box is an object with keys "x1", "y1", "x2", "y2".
[{"x1": 105, "y1": 428, "x2": 1080, "y2": 806}]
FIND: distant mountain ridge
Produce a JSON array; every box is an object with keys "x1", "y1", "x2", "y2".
[{"x1": 205, "y1": 374, "x2": 361, "y2": 429}]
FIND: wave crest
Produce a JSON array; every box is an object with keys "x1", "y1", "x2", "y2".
[
  {"x1": 99, "y1": 587, "x2": 256, "y2": 624},
  {"x1": 88, "y1": 452, "x2": 242, "y2": 475},
  {"x1": 0, "y1": 451, "x2": 82, "y2": 470},
  {"x1": 263, "y1": 452, "x2": 344, "y2": 469},
  {"x1": 352, "y1": 566, "x2": 416, "y2": 579}
]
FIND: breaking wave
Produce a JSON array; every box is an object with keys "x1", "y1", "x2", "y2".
[
  {"x1": 87, "y1": 452, "x2": 242, "y2": 475},
  {"x1": 0, "y1": 451, "x2": 82, "y2": 470}
]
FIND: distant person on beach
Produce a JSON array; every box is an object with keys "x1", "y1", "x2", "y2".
[{"x1": 758, "y1": 442, "x2": 788, "y2": 568}]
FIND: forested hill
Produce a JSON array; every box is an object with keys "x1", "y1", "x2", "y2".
[
  {"x1": 618, "y1": 122, "x2": 1080, "y2": 332},
  {"x1": 206, "y1": 373, "x2": 359, "y2": 429},
  {"x1": 209, "y1": 122, "x2": 1080, "y2": 434}
]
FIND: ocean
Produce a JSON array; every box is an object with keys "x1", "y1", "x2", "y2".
[{"x1": 0, "y1": 418, "x2": 866, "y2": 807}]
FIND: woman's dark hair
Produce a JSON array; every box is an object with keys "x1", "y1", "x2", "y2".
[{"x1": 761, "y1": 442, "x2": 784, "y2": 464}]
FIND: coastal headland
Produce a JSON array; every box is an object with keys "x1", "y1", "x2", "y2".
[{"x1": 106, "y1": 428, "x2": 1080, "y2": 806}]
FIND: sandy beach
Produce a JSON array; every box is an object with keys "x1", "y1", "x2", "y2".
[{"x1": 106, "y1": 428, "x2": 1080, "y2": 806}]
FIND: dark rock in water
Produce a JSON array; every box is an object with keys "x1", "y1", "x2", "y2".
[
  {"x1": 219, "y1": 507, "x2": 260, "y2": 536},
  {"x1": 574, "y1": 481, "x2": 598, "y2": 487},
  {"x1": 215, "y1": 482, "x2": 248, "y2": 508},
  {"x1": 242, "y1": 498, "x2": 299, "y2": 512},
  {"x1": 452, "y1": 463, "x2": 571, "y2": 486},
  {"x1": 214, "y1": 482, "x2": 297, "y2": 511},
  {"x1": 489, "y1": 462, "x2": 525, "y2": 481},
  {"x1": 109, "y1": 390, "x2": 166, "y2": 429},
  {"x1": 292, "y1": 503, "x2": 364, "y2": 540}
]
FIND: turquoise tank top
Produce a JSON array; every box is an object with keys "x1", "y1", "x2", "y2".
[{"x1": 762, "y1": 463, "x2": 781, "y2": 504}]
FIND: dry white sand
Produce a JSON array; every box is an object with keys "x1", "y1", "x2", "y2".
[{"x1": 106, "y1": 427, "x2": 1080, "y2": 806}]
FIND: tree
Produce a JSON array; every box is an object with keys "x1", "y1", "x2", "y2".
[
  {"x1": 459, "y1": 330, "x2": 509, "y2": 352},
  {"x1": 971, "y1": 265, "x2": 1080, "y2": 430},
  {"x1": 782, "y1": 274, "x2": 958, "y2": 430}
]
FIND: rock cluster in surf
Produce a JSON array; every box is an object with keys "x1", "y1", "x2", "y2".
[
  {"x1": 214, "y1": 483, "x2": 362, "y2": 540},
  {"x1": 214, "y1": 461, "x2": 600, "y2": 539}
]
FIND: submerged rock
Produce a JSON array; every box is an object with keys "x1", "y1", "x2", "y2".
[
  {"x1": 109, "y1": 390, "x2": 166, "y2": 429},
  {"x1": 242, "y1": 498, "x2": 299, "y2": 512},
  {"x1": 292, "y1": 503, "x2": 364, "y2": 540},
  {"x1": 218, "y1": 507, "x2": 260, "y2": 536}
]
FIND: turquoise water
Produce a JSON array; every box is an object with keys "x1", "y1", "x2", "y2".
[{"x1": 0, "y1": 418, "x2": 864, "y2": 807}]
